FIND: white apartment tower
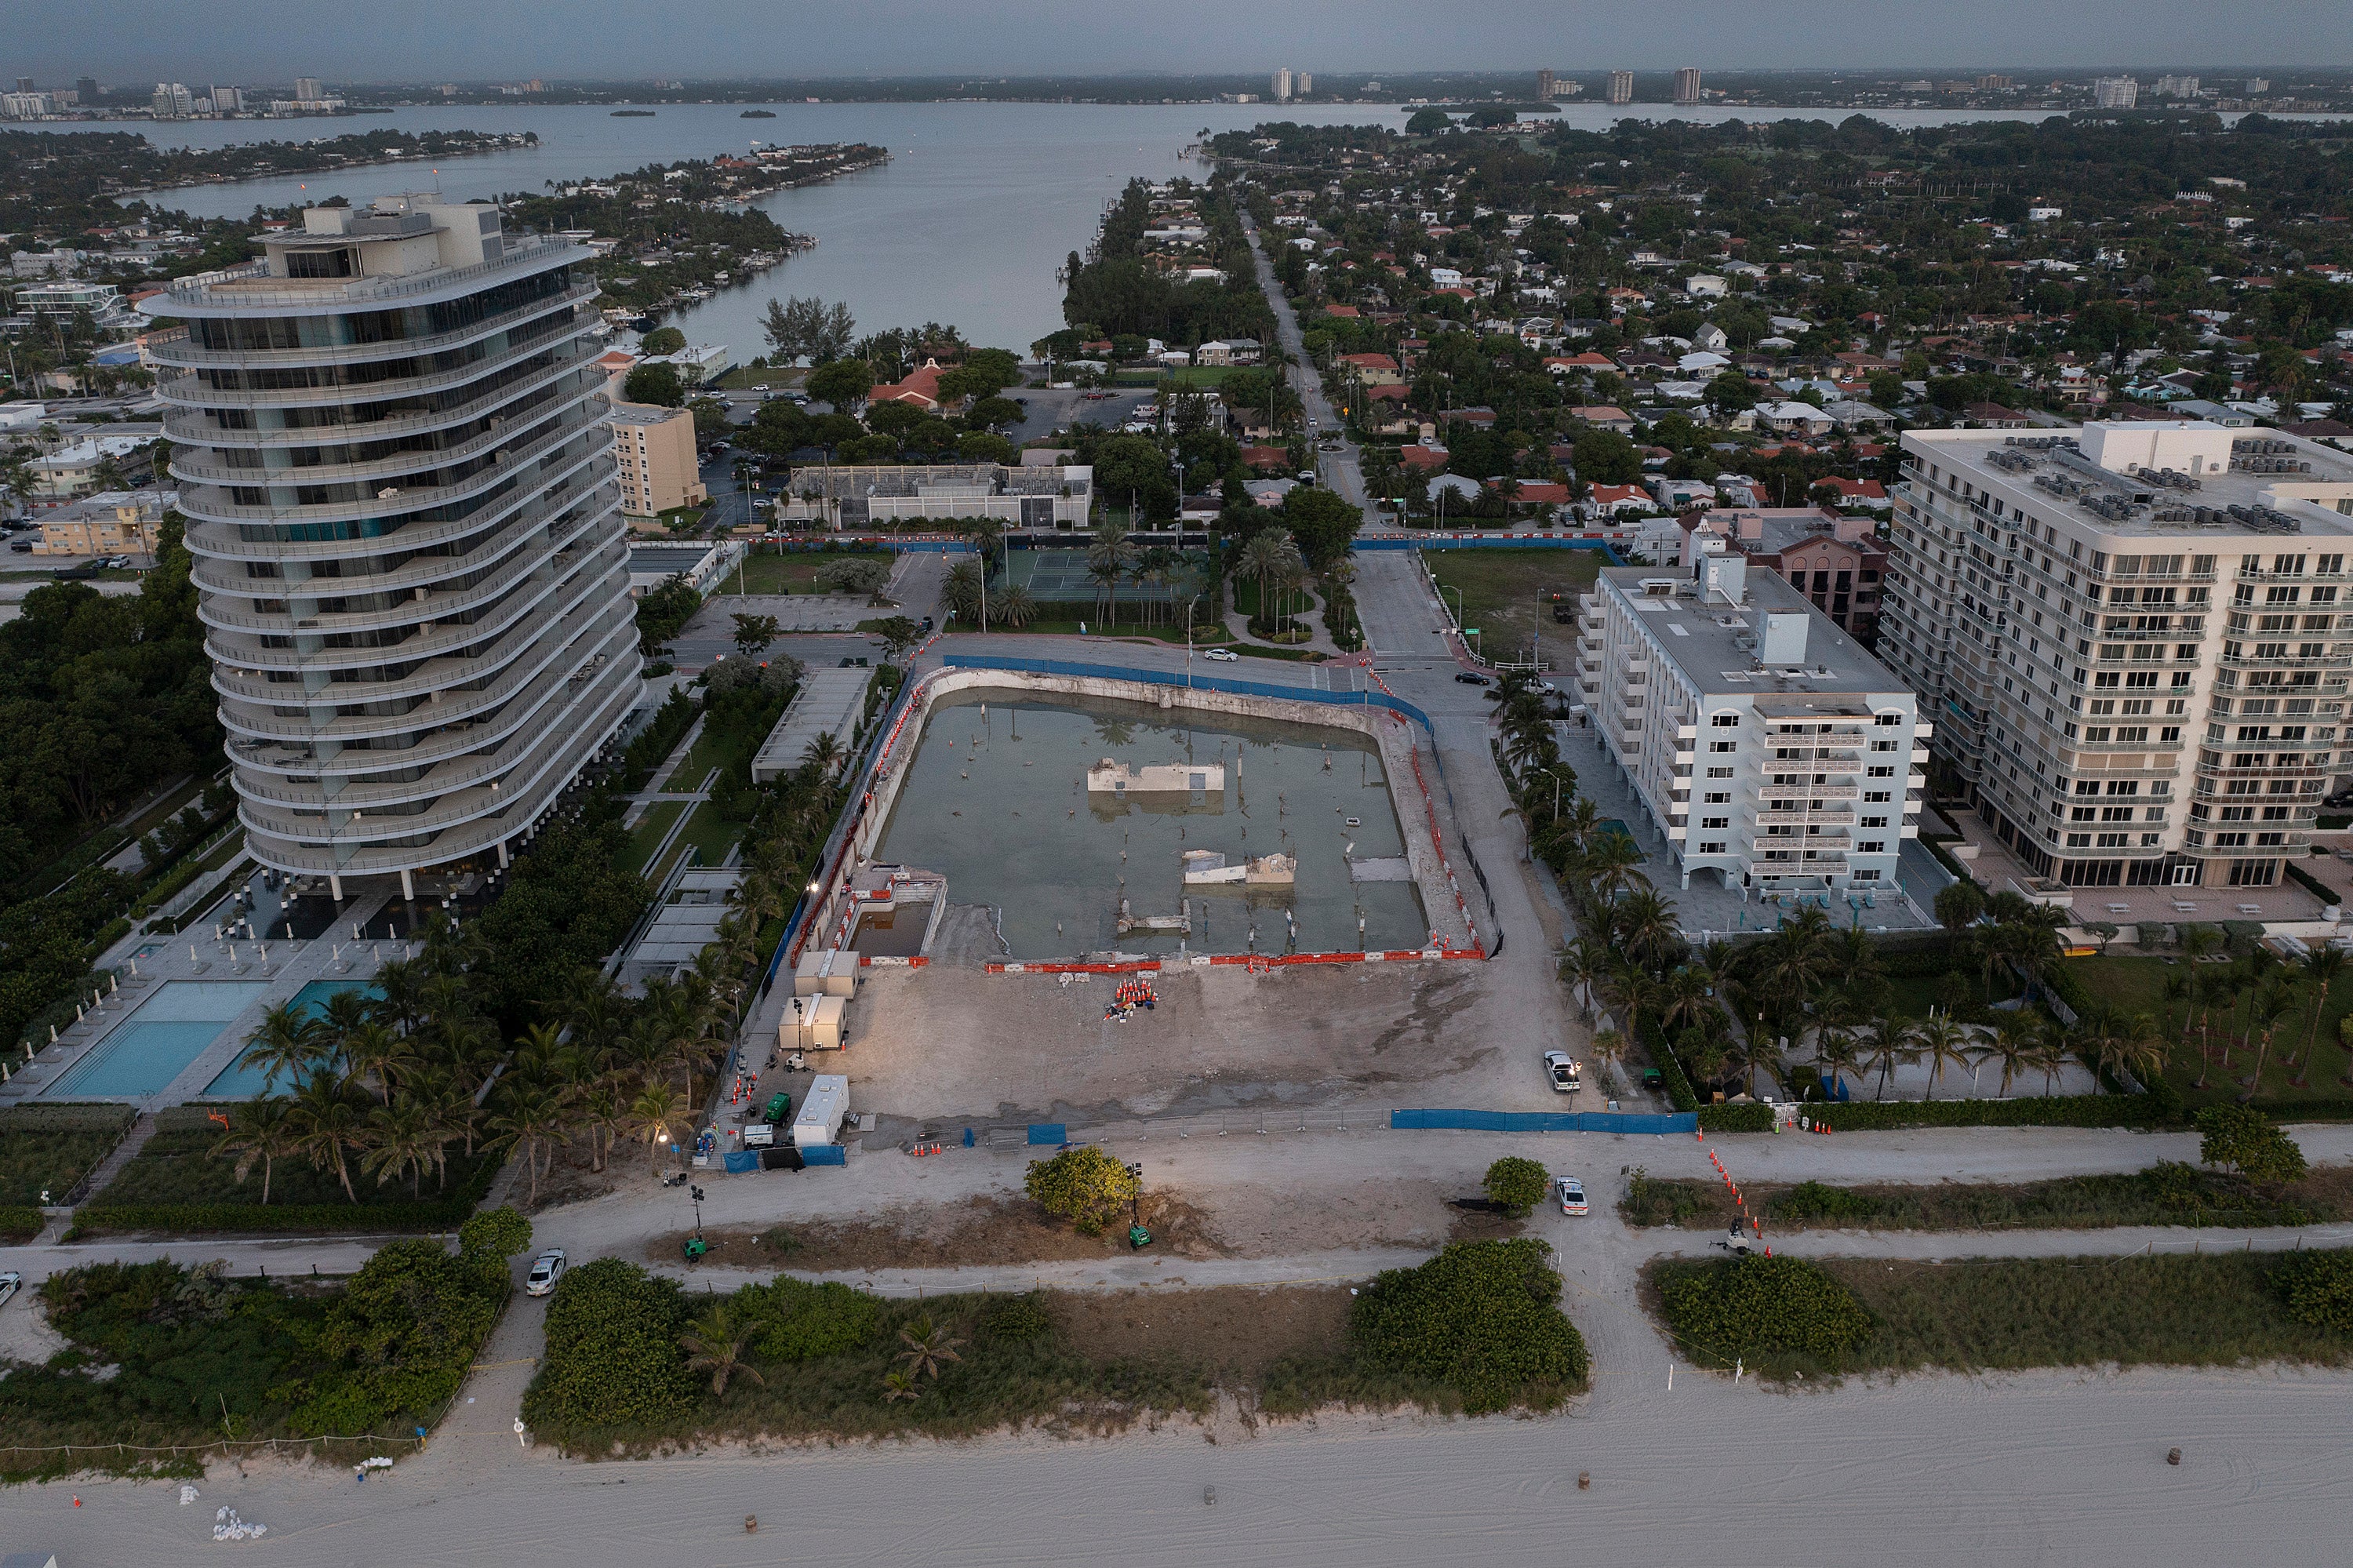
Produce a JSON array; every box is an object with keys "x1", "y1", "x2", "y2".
[
  {"x1": 294, "y1": 76, "x2": 323, "y2": 103},
  {"x1": 141, "y1": 195, "x2": 638, "y2": 899},
  {"x1": 1272, "y1": 68, "x2": 1294, "y2": 103},
  {"x1": 1878, "y1": 421, "x2": 2353, "y2": 892},
  {"x1": 2093, "y1": 76, "x2": 2140, "y2": 108},
  {"x1": 1574, "y1": 553, "x2": 1928, "y2": 895},
  {"x1": 1607, "y1": 70, "x2": 1634, "y2": 104},
  {"x1": 1673, "y1": 67, "x2": 1703, "y2": 105}
]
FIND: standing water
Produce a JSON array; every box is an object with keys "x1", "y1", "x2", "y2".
[{"x1": 873, "y1": 691, "x2": 1426, "y2": 958}]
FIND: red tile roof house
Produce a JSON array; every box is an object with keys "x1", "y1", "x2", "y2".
[
  {"x1": 1324, "y1": 304, "x2": 1362, "y2": 318},
  {"x1": 1241, "y1": 445, "x2": 1293, "y2": 473},
  {"x1": 1815, "y1": 477, "x2": 1890, "y2": 510},
  {"x1": 1335, "y1": 352, "x2": 1403, "y2": 384},
  {"x1": 870, "y1": 359, "x2": 947, "y2": 411},
  {"x1": 1493, "y1": 479, "x2": 1571, "y2": 511},
  {"x1": 1398, "y1": 444, "x2": 1451, "y2": 472},
  {"x1": 1545, "y1": 352, "x2": 1617, "y2": 374},
  {"x1": 1583, "y1": 482, "x2": 1653, "y2": 516}
]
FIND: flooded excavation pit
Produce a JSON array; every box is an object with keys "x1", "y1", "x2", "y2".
[{"x1": 873, "y1": 689, "x2": 1428, "y2": 959}]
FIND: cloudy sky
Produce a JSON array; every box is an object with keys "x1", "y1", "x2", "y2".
[{"x1": 16, "y1": 0, "x2": 2350, "y2": 83}]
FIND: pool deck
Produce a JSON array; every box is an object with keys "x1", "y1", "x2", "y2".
[{"x1": 0, "y1": 874, "x2": 411, "y2": 1111}]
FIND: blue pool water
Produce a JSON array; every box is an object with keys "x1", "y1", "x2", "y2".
[
  {"x1": 45, "y1": 981, "x2": 273, "y2": 1099},
  {"x1": 201, "y1": 979, "x2": 380, "y2": 1098}
]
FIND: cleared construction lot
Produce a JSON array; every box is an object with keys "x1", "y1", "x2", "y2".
[{"x1": 825, "y1": 945, "x2": 1585, "y2": 1138}]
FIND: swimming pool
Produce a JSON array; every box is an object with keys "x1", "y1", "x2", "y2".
[
  {"x1": 45, "y1": 980, "x2": 273, "y2": 1099},
  {"x1": 201, "y1": 979, "x2": 380, "y2": 1098}
]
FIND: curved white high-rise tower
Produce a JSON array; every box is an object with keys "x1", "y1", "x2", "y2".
[{"x1": 143, "y1": 194, "x2": 638, "y2": 897}]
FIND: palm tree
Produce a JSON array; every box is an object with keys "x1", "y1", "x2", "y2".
[
  {"x1": 943, "y1": 558, "x2": 984, "y2": 621},
  {"x1": 1556, "y1": 937, "x2": 1613, "y2": 1024},
  {"x1": 628, "y1": 1082, "x2": 685, "y2": 1173},
  {"x1": 1813, "y1": 1026, "x2": 1864, "y2": 1102},
  {"x1": 987, "y1": 584, "x2": 1037, "y2": 628},
  {"x1": 288, "y1": 1071, "x2": 369, "y2": 1202},
  {"x1": 342, "y1": 1020, "x2": 409, "y2": 1104},
  {"x1": 362, "y1": 1099, "x2": 443, "y2": 1198},
  {"x1": 1913, "y1": 1013, "x2": 1974, "y2": 1101},
  {"x1": 2242, "y1": 982, "x2": 2297, "y2": 1095},
  {"x1": 1659, "y1": 965, "x2": 1717, "y2": 1039},
  {"x1": 1862, "y1": 1015, "x2": 1920, "y2": 1101},
  {"x1": 1086, "y1": 517, "x2": 1133, "y2": 624},
  {"x1": 2073, "y1": 1006, "x2": 2168, "y2": 1093},
  {"x1": 682, "y1": 1304, "x2": 768, "y2": 1399},
  {"x1": 800, "y1": 729, "x2": 847, "y2": 779},
  {"x1": 1981, "y1": 1010, "x2": 2044, "y2": 1098},
  {"x1": 1582, "y1": 831, "x2": 1649, "y2": 905},
  {"x1": 896, "y1": 1314, "x2": 966, "y2": 1381},
  {"x1": 2289, "y1": 948, "x2": 2346, "y2": 1086},
  {"x1": 1613, "y1": 887, "x2": 1682, "y2": 971},
  {"x1": 880, "y1": 1370, "x2": 921, "y2": 1403},
  {"x1": 1587, "y1": 1026, "x2": 1628, "y2": 1094},
  {"x1": 210, "y1": 1094, "x2": 298, "y2": 1205},
  {"x1": 1603, "y1": 962, "x2": 1663, "y2": 1043},
  {"x1": 487, "y1": 1083, "x2": 571, "y2": 1208},
  {"x1": 237, "y1": 1002, "x2": 329, "y2": 1094}
]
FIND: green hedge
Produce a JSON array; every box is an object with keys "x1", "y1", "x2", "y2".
[
  {"x1": 1637, "y1": 1015, "x2": 1699, "y2": 1113},
  {"x1": 2284, "y1": 859, "x2": 2337, "y2": 907},
  {"x1": 2042, "y1": 961, "x2": 2094, "y2": 1018},
  {"x1": 70, "y1": 1196, "x2": 478, "y2": 1237},
  {"x1": 2247, "y1": 1098, "x2": 2353, "y2": 1124},
  {"x1": 1697, "y1": 1104, "x2": 1776, "y2": 1133},
  {"x1": 1791, "y1": 1094, "x2": 2161, "y2": 1132},
  {"x1": 73, "y1": 1152, "x2": 500, "y2": 1238},
  {"x1": 1, "y1": 1206, "x2": 42, "y2": 1241}
]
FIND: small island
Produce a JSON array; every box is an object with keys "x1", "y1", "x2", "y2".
[
  {"x1": 740, "y1": 109, "x2": 777, "y2": 118},
  {"x1": 610, "y1": 108, "x2": 656, "y2": 117}
]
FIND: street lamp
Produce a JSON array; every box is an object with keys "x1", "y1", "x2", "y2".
[
  {"x1": 1184, "y1": 591, "x2": 1203, "y2": 687},
  {"x1": 1445, "y1": 584, "x2": 1463, "y2": 631}
]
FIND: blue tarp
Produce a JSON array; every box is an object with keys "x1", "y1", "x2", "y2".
[
  {"x1": 1390, "y1": 1108, "x2": 1699, "y2": 1135},
  {"x1": 802, "y1": 1144, "x2": 847, "y2": 1166},
  {"x1": 1027, "y1": 1122, "x2": 1068, "y2": 1146},
  {"x1": 722, "y1": 1149, "x2": 760, "y2": 1173}
]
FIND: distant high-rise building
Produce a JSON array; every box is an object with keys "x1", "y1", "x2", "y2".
[
  {"x1": 1606, "y1": 69, "x2": 1634, "y2": 104},
  {"x1": 1536, "y1": 68, "x2": 1556, "y2": 102},
  {"x1": 151, "y1": 82, "x2": 195, "y2": 118},
  {"x1": 1272, "y1": 67, "x2": 1293, "y2": 102},
  {"x1": 13, "y1": 77, "x2": 32, "y2": 93},
  {"x1": 2093, "y1": 76, "x2": 2139, "y2": 108},
  {"x1": 1296, "y1": 71, "x2": 1311, "y2": 96},
  {"x1": 293, "y1": 76, "x2": 322, "y2": 103},
  {"x1": 1673, "y1": 67, "x2": 1703, "y2": 105},
  {"x1": 2153, "y1": 75, "x2": 2200, "y2": 99},
  {"x1": 209, "y1": 85, "x2": 243, "y2": 113},
  {"x1": 140, "y1": 193, "x2": 637, "y2": 898},
  {"x1": 76, "y1": 76, "x2": 99, "y2": 103},
  {"x1": 2246, "y1": 77, "x2": 2271, "y2": 95},
  {"x1": 1976, "y1": 74, "x2": 2013, "y2": 91}
]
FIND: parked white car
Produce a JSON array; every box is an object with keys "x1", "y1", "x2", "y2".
[
  {"x1": 524, "y1": 1249, "x2": 566, "y2": 1297},
  {"x1": 1555, "y1": 1176, "x2": 1587, "y2": 1216},
  {"x1": 1202, "y1": 647, "x2": 1240, "y2": 662},
  {"x1": 1543, "y1": 1050, "x2": 1582, "y2": 1093},
  {"x1": 0, "y1": 1270, "x2": 20, "y2": 1310}
]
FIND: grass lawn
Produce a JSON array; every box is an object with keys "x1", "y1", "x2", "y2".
[
  {"x1": 2065, "y1": 953, "x2": 2353, "y2": 1107},
  {"x1": 93, "y1": 1107, "x2": 498, "y2": 1210},
  {"x1": 1885, "y1": 967, "x2": 2022, "y2": 1019},
  {"x1": 714, "y1": 547, "x2": 892, "y2": 595},
  {"x1": 1623, "y1": 1164, "x2": 2353, "y2": 1232},
  {"x1": 0, "y1": 1106, "x2": 133, "y2": 1207},
  {"x1": 717, "y1": 365, "x2": 805, "y2": 389},
  {"x1": 624, "y1": 802, "x2": 687, "y2": 877},
  {"x1": 674, "y1": 800, "x2": 745, "y2": 870},
  {"x1": 1422, "y1": 547, "x2": 1604, "y2": 670},
  {"x1": 1647, "y1": 1250, "x2": 2353, "y2": 1383}
]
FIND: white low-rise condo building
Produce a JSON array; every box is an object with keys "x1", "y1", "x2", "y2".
[
  {"x1": 142, "y1": 194, "x2": 638, "y2": 897},
  {"x1": 1574, "y1": 550, "x2": 1929, "y2": 894},
  {"x1": 1878, "y1": 420, "x2": 2353, "y2": 892}
]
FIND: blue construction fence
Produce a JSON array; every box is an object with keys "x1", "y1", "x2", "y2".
[{"x1": 1391, "y1": 1108, "x2": 1699, "y2": 1135}]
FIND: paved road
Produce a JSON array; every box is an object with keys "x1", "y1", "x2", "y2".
[{"x1": 1240, "y1": 213, "x2": 1368, "y2": 510}]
